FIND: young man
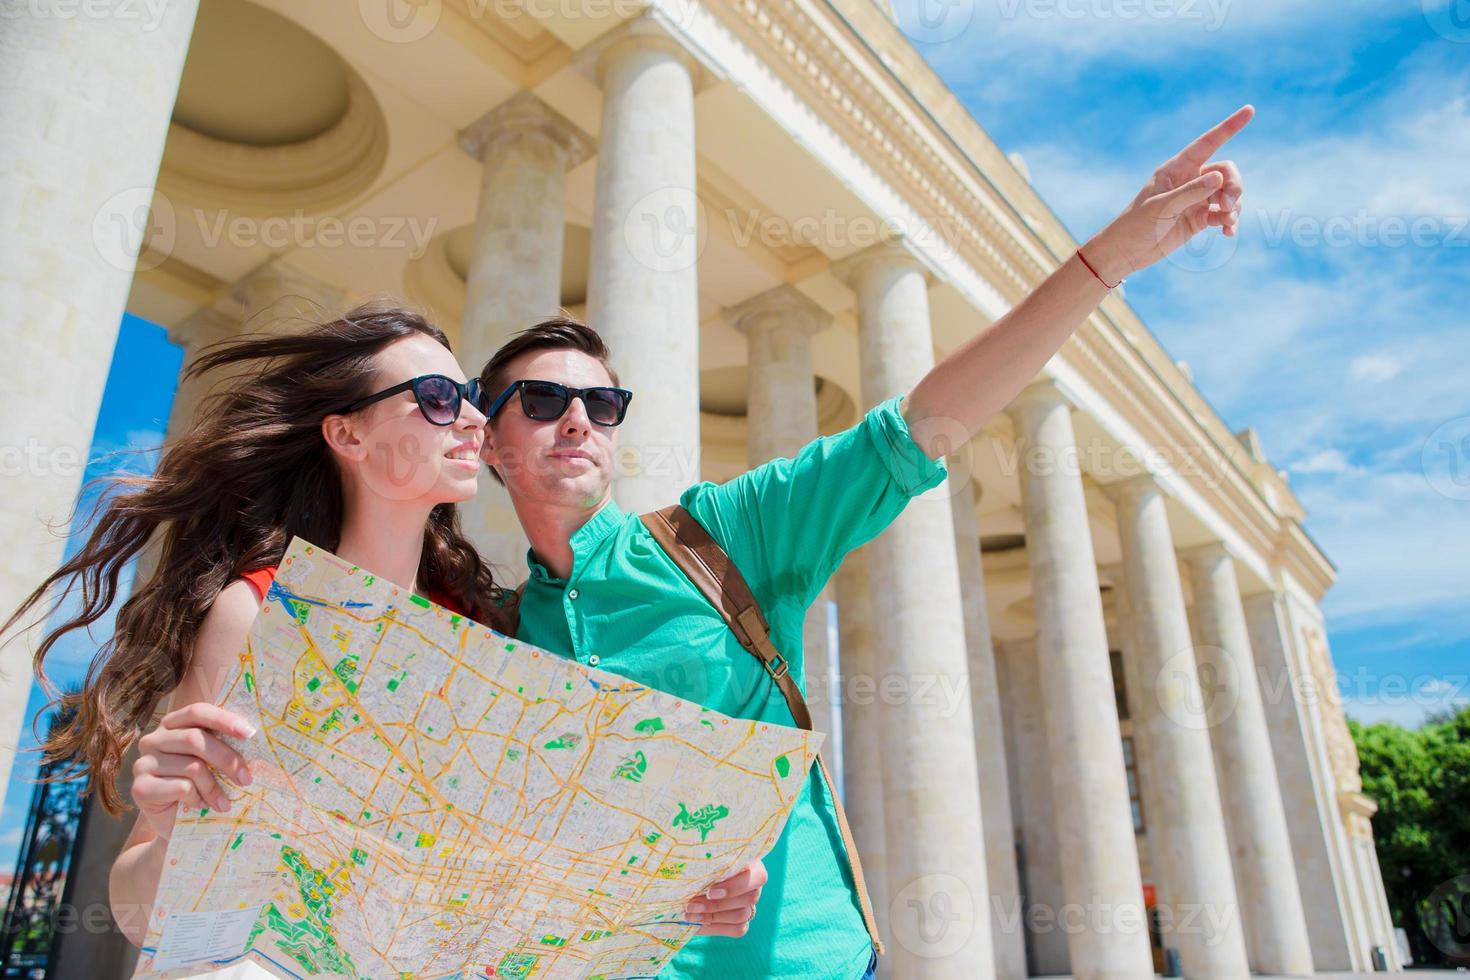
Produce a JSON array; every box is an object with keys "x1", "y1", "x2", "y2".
[{"x1": 475, "y1": 107, "x2": 1251, "y2": 978}]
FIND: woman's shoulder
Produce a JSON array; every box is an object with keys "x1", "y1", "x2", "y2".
[
  {"x1": 238, "y1": 566, "x2": 278, "y2": 604},
  {"x1": 171, "y1": 579, "x2": 262, "y2": 704}
]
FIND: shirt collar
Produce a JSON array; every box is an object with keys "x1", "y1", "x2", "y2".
[{"x1": 524, "y1": 495, "x2": 626, "y2": 585}]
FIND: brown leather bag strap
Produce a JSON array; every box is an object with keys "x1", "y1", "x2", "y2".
[{"x1": 639, "y1": 504, "x2": 885, "y2": 957}]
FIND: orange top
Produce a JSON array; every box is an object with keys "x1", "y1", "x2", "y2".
[{"x1": 240, "y1": 566, "x2": 468, "y2": 617}]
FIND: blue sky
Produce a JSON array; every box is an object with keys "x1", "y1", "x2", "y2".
[
  {"x1": 3, "y1": 0, "x2": 1466, "y2": 875},
  {"x1": 894, "y1": 0, "x2": 1470, "y2": 726}
]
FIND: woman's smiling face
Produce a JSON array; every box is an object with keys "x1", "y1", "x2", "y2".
[{"x1": 327, "y1": 332, "x2": 487, "y2": 508}]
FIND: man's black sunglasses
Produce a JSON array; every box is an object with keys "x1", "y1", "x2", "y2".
[
  {"x1": 336, "y1": 374, "x2": 486, "y2": 426},
  {"x1": 485, "y1": 379, "x2": 633, "y2": 427}
]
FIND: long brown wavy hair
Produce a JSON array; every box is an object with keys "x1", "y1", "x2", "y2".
[{"x1": 3, "y1": 303, "x2": 517, "y2": 813}]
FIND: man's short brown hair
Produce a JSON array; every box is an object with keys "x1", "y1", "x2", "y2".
[{"x1": 477, "y1": 313, "x2": 620, "y2": 486}]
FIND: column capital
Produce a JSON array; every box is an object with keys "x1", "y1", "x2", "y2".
[
  {"x1": 725, "y1": 284, "x2": 832, "y2": 339},
  {"x1": 166, "y1": 307, "x2": 237, "y2": 353},
  {"x1": 1178, "y1": 539, "x2": 1232, "y2": 568},
  {"x1": 228, "y1": 259, "x2": 342, "y2": 330},
  {"x1": 1004, "y1": 377, "x2": 1073, "y2": 421},
  {"x1": 1100, "y1": 472, "x2": 1165, "y2": 505},
  {"x1": 458, "y1": 91, "x2": 594, "y2": 170},
  {"x1": 829, "y1": 235, "x2": 937, "y2": 292},
  {"x1": 574, "y1": 14, "x2": 716, "y2": 92}
]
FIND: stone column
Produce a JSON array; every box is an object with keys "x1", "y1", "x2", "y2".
[
  {"x1": 584, "y1": 21, "x2": 702, "y2": 514},
  {"x1": 1243, "y1": 588, "x2": 1355, "y2": 970},
  {"x1": 995, "y1": 636, "x2": 1069, "y2": 976},
  {"x1": 1183, "y1": 542, "x2": 1316, "y2": 975},
  {"x1": 0, "y1": 0, "x2": 200, "y2": 798},
  {"x1": 949, "y1": 472, "x2": 1026, "y2": 979},
  {"x1": 458, "y1": 92, "x2": 593, "y2": 570},
  {"x1": 835, "y1": 546, "x2": 890, "y2": 939},
  {"x1": 1105, "y1": 563, "x2": 1175, "y2": 916},
  {"x1": 729, "y1": 285, "x2": 835, "y2": 737},
  {"x1": 162, "y1": 310, "x2": 238, "y2": 445},
  {"x1": 1005, "y1": 379, "x2": 1154, "y2": 977},
  {"x1": 1107, "y1": 476, "x2": 1250, "y2": 977},
  {"x1": 833, "y1": 239, "x2": 993, "y2": 975}
]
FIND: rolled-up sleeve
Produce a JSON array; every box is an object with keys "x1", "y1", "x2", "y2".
[{"x1": 679, "y1": 393, "x2": 947, "y2": 610}]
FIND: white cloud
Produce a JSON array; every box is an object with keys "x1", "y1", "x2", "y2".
[
  {"x1": 1294, "y1": 468, "x2": 1470, "y2": 626},
  {"x1": 1290, "y1": 449, "x2": 1357, "y2": 475},
  {"x1": 1348, "y1": 354, "x2": 1403, "y2": 384},
  {"x1": 902, "y1": 0, "x2": 1408, "y2": 86},
  {"x1": 1343, "y1": 673, "x2": 1470, "y2": 729}
]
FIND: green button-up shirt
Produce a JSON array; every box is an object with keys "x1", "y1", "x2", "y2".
[{"x1": 514, "y1": 393, "x2": 947, "y2": 979}]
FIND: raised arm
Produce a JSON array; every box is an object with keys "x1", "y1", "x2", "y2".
[
  {"x1": 903, "y1": 104, "x2": 1254, "y2": 458},
  {"x1": 108, "y1": 580, "x2": 259, "y2": 946}
]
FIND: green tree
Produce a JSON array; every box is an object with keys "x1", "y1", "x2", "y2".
[{"x1": 1350, "y1": 704, "x2": 1470, "y2": 966}]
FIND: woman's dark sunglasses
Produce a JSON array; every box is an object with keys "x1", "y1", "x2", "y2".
[
  {"x1": 336, "y1": 374, "x2": 486, "y2": 426},
  {"x1": 486, "y1": 379, "x2": 633, "y2": 427}
]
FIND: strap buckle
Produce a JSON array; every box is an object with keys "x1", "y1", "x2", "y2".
[{"x1": 765, "y1": 651, "x2": 789, "y2": 681}]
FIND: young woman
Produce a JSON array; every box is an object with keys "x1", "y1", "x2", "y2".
[{"x1": 4, "y1": 303, "x2": 511, "y2": 947}]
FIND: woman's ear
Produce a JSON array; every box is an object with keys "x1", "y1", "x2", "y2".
[{"x1": 321, "y1": 413, "x2": 368, "y2": 463}]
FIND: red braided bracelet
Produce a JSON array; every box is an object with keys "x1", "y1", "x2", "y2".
[{"x1": 1077, "y1": 247, "x2": 1123, "y2": 289}]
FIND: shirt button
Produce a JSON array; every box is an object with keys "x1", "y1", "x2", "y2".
[
  {"x1": 568, "y1": 588, "x2": 579, "y2": 600},
  {"x1": 589, "y1": 654, "x2": 601, "y2": 666}
]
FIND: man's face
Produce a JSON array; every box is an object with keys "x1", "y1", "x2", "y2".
[{"x1": 480, "y1": 349, "x2": 620, "y2": 508}]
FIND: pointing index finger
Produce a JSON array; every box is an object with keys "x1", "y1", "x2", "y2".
[{"x1": 1176, "y1": 104, "x2": 1254, "y2": 168}]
